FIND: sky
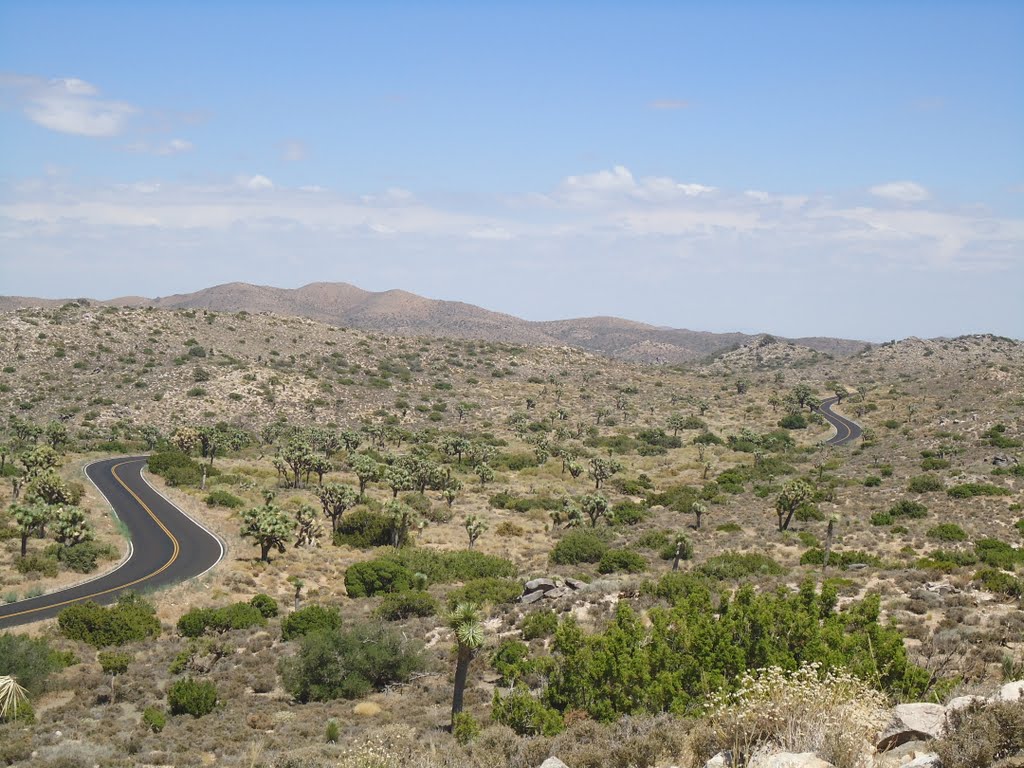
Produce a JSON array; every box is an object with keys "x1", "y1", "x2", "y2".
[{"x1": 0, "y1": 1, "x2": 1022, "y2": 342}]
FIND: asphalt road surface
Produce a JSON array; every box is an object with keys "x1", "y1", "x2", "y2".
[
  {"x1": 818, "y1": 396, "x2": 863, "y2": 447},
  {"x1": 0, "y1": 456, "x2": 223, "y2": 629}
]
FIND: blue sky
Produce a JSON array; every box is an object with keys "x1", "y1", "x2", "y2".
[{"x1": 1, "y1": 1, "x2": 1022, "y2": 341}]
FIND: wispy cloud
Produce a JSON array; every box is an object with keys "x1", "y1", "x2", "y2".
[
  {"x1": 282, "y1": 140, "x2": 307, "y2": 162},
  {"x1": 648, "y1": 99, "x2": 690, "y2": 110},
  {"x1": 870, "y1": 180, "x2": 930, "y2": 203},
  {"x1": 0, "y1": 73, "x2": 137, "y2": 137},
  {"x1": 125, "y1": 137, "x2": 194, "y2": 155}
]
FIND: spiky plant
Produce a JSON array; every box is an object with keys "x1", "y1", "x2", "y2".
[
  {"x1": 447, "y1": 602, "x2": 484, "y2": 729},
  {"x1": 0, "y1": 675, "x2": 29, "y2": 722}
]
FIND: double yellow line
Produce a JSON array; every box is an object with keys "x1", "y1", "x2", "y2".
[{"x1": 1, "y1": 460, "x2": 180, "y2": 622}]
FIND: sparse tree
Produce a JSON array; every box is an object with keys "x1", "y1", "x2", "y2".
[
  {"x1": 775, "y1": 479, "x2": 813, "y2": 532},
  {"x1": 691, "y1": 501, "x2": 707, "y2": 530},
  {"x1": 315, "y1": 483, "x2": 359, "y2": 534},
  {"x1": 473, "y1": 463, "x2": 494, "y2": 487},
  {"x1": 448, "y1": 602, "x2": 484, "y2": 730},
  {"x1": 350, "y1": 454, "x2": 380, "y2": 497},
  {"x1": 588, "y1": 457, "x2": 621, "y2": 490},
  {"x1": 384, "y1": 499, "x2": 423, "y2": 548},
  {"x1": 667, "y1": 413, "x2": 686, "y2": 437},
  {"x1": 464, "y1": 515, "x2": 487, "y2": 550},
  {"x1": 294, "y1": 505, "x2": 323, "y2": 549},
  {"x1": 580, "y1": 493, "x2": 609, "y2": 527},
  {"x1": 241, "y1": 497, "x2": 292, "y2": 562},
  {"x1": 441, "y1": 477, "x2": 462, "y2": 508},
  {"x1": 45, "y1": 421, "x2": 70, "y2": 451},
  {"x1": 19, "y1": 445, "x2": 58, "y2": 479},
  {"x1": 11, "y1": 502, "x2": 50, "y2": 557},
  {"x1": 791, "y1": 383, "x2": 817, "y2": 412},
  {"x1": 53, "y1": 506, "x2": 93, "y2": 547},
  {"x1": 383, "y1": 465, "x2": 413, "y2": 498},
  {"x1": 279, "y1": 438, "x2": 315, "y2": 488}
]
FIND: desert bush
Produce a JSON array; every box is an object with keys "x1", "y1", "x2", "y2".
[
  {"x1": 495, "y1": 521, "x2": 524, "y2": 537},
  {"x1": 332, "y1": 507, "x2": 392, "y2": 548},
  {"x1": 280, "y1": 621, "x2": 425, "y2": 701},
  {"x1": 249, "y1": 593, "x2": 279, "y2": 618},
  {"x1": 610, "y1": 500, "x2": 648, "y2": 526},
  {"x1": 387, "y1": 548, "x2": 516, "y2": 583},
  {"x1": 204, "y1": 489, "x2": 244, "y2": 508},
  {"x1": 0, "y1": 634, "x2": 70, "y2": 696},
  {"x1": 148, "y1": 450, "x2": 208, "y2": 487},
  {"x1": 907, "y1": 474, "x2": 944, "y2": 493},
  {"x1": 947, "y1": 482, "x2": 1011, "y2": 498},
  {"x1": 598, "y1": 549, "x2": 647, "y2": 574},
  {"x1": 936, "y1": 699, "x2": 1024, "y2": 768},
  {"x1": 345, "y1": 559, "x2": 414, "y2": 598},
  {"x1": 800, "y1": 548, "x2": 882, "y2": 568},
  {"x1": 375, "y1": 591, "x2": 439, "y2": 620},
  {"x1": 142, "y1": 706, "x2": 166, "y2": 733},
  {"x1": 58, "y1": 594, "x2": 160, "y2": 647},
  {"x1": 446, "y1": 577, "x2": 522, "y2": 608},
  {"x1": 491, "y1": 687, "x2": 565, "y2": 736},
  {"x1": 177, "y1": 602, "x2": 266, "y2": 637},
  {"x1": 974, "y1": 568, "x2": 1024, "y2": 598},
  {"x1": 696, "y1": 552, "x2": 785, "y2": 580},
  {"x1": 521, "y1": 610, "x2": 560, "y2": 640},
  {"x1": 928, "y1": 523, "x2": 968, "y2": 542},
  {"x1": 550, "y1": 530, "x2": 608, "y2": 565},
  {"x1": 706, "y1": 663, "x2": 888, "y2": 767},
  {"x1": 974, "y1": 538, "x2": 1024, "y2": 569},
  {"x1": 15, "y1": 552, "x2": 59, "y2": 577},
  {"x1": 50, "y1": 541, "x2": 117, "y2": 573},
  {"x1": 452, "y1": 711, "x2": 482, "y2": 745},
  {"x1": 281, "y1": 605, "x2": 342, "y2": 641},
  {"x1": 889, "y1": 499, "x2": 929, "y2": 519},
  {"x1": 644, "y1": 572, "x2": 713, "y2": 604},
  {"x1": 167, "y1": 677, "x2": 217, "y2": 717}
]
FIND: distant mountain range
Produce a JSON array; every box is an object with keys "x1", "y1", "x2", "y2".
[{"x1": 0, "y1": 281, "x2": 870, "y2": 363}]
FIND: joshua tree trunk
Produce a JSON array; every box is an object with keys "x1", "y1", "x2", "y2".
[
  {"x1": 823, "y1": 518, "x2": 835, "y2": 572},
  {"x1": 451, "y1": 645, "x2": 473, "y2": 728}
]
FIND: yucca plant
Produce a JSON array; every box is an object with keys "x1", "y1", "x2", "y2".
[
  {"x1": 0, "y1": 675, "x2": 29, "y2": 722},
  {"x1": 447, "y1": 602, "x2": 484, "y2": 729}
]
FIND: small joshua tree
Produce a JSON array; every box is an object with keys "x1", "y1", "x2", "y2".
[{"x1": 464, "y1": 515, "x2": 487, "y2": 550}]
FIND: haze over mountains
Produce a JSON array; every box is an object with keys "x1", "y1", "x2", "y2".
[{"x1": 0, "y1": 281, "x2": 870, "y2": 363}]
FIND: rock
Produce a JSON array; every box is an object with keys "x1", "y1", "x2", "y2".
[
  {"x1": 545, "y1": 588, "x2": 570, "y2": 600},
  {"x1": 996, "y1": 680, "x2": 1024, "y2": 702},
  {"x1": 993, "y1": 455, "x2": 1009, "y2": 466},
  {"x1": 565, "y1": 578, "x2": 587, "y2": 590},
  {"x1": 749, "y1": 753, "x2": 835, "y2": 768},
  {"x1": 704, "y1": 752, "x2": 733, "y2": 768},
  {"x1": 946, "y1": 695, "x2": 985, "y2": 711},
  {"x1": 924, "y1": 581, "x2": 958, "y2": 594},
  {"x1": 538, "y1": 759, "x2": 570, "y2": 768},
  {"x1": 903, "y1": 754, "x2": 941, "y2": 768},
  {"x1": 520, "y1": 590, "x2": 545, "y2": 604},
  {"x1": 525, "y1": 578, "x2": 557, "y2": 593},
  {"x1": 353, "y1": 702, "x2": 381, "y2": 716},
  {"x1": 877, "y1": 703, "x2": 948, "y2": 751}
]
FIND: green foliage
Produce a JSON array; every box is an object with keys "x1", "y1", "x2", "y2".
[
  {"x1": 58, "y1": 594, "x2": 161, "y2": 648},
  {"x1": 917, "y1": 549, "x2": 978, "y2": 570},
  {"x1": 800, "y1": 548, "x2": 882, "y2": 568},
  {"x1": 385, "y1": 548, "x2": 517, "y2": 583},
  {"x1": 332, "y1": 507, "x2": 393, "y2": 548},
  {"x1": 446, "y1": 577, "x2": 523, "y2": 608},
  {"x1": 870, "y1": 511, "x2": 894, "y2": 526},
  {"x1": 488, "y1": 490, "x2": 562, "y2": 513},
  {"x1": 598, "y1": 549, "x2": 647, "y2": 574},
  {"x1": 491, "y1": 688, "x2": 565, "y2": 736},
  {"x1": 167, "y1": 677, "x2": 217, "y2": 717},
  {"x1": 778, "y1": 412, "x2": 807, "y2": 429},
  {"x1": 345, "y1": 559, "x2": 414, "y2": 598},
  {"x1": 142, "y1": 706, "x2": 166, "y2": 733},
  {"x1": 550, "y1": 530, "x2": 609, "y2": 565},
  {"x1": 177, "y1": 602, "x2": 266, "y2": 637},
  {"x1": 452, "y1": 712, "x2": 481, "y2": 745},
  {"x1": 281, "y1": 605, "x2": 342, "y2": 641},
  {"x1": 520, "y1": 610, "x2": 559, "y2": 640},
  {"x1": 947, "y1": 483, "x2": 1011, "y2": 498},
  {"x1": 325, "y1": 718, "x2": 340, "y2": 743},
  {"x1": 280, "y1": 621, "x2": 425, "y2": 702},
  {"x1": 0, "y1": 634, "x2": 70, "y2": 696},
  {"x1": 889, "y1": 500, "x2": 929, "y2": 519},
  {"x1": 659, "y1": 534, "x2": 694, "y2": 562},
  {"x1": 643, "y1": 572, "x2": 712, "y2": 604},
  {"x1": 539, "y1": 580, "x2": 928, "y2": 723},
  {"x1": 927, "y1": 523, "x2": 968, "y2": 542},
  {"x1": 907, "y1": 474, "x2": 944, "y2": 493},
  {"x1": 974, "y1": 538, "x2": 1024, "y2": 570},
  {"x1": 490, "y1": 639, "x2": 535, "y2": 685},
  {"x1": 204, "y1": 489, "x2": 244, "y2": 508},
  {"x1": 610, "y1": 500, "x2": 648, "y2": 526},
  {"x1": 51, "y1": 541, "x2": 117, "y2": 573},
  {"x1": 148, "y1": 450, "x2": 207, "y2": 487},
  {"x1": 696, "y1": 552, "x2": 786, "y2": 580},
  {"x1": 973, "y1": 568, "x2": 1023, "y2": 598},
  {"x1": 97, "y1": 650, "x2": 131, "y2": 676},
  {"x1": 16, "y1": 552, "x2": 58, "y2": 577},
  {"x1": 249, "y1": 593, "x2": 279, "y2": 618},
  {"x1": 921, "y1": 457, "x2": 951, "y2": 470},
  {"x1": 375, "y1": 591, "x2": 439, "y2": 620},
  {"x1": 982, "y1": 424, "x2": 1023, "y2": 449}
]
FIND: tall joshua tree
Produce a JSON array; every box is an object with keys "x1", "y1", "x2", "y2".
[{"x1": 448, "y1": 602, "x2": 484, "y2": 730}]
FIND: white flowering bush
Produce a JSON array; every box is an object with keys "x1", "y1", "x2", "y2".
[{"x1": 706, "y1": 663, "x2": 889, "y2": 768}]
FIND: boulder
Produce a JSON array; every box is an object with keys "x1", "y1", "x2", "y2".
[
  {"x1": 996, "y1": 680, "x2": 1024, "y2": 702},
  {"x1": 877, "y1": 703, "x2": 947, "y2": 751},
  {"x1": 748, "y1": 753, "x2": 835, "y2": 768},
  {"x1": 526, "y1": 578, "x2": 557, "y2": 593},
  {"x1": 703, "y1": 753, "x2": 733, "y2": 768},
  {"x1": 538, "y1": 759, "x2": 570, "y2": 768},
  {"x1": 565, "y1": 578, "x2": 587, "y2": 590},
  {"x1": 545, "y1": 588, "x2": 570, "y2": 600},
  {"x1": 520, "y1": 590, "x2": 545, "y2": 604},
  {"x1": 946, "y1": 695, "x2": 985, "y2": 711},
  {"x1": 903, "y1": 755, "x2": 941, "y2": 768}
]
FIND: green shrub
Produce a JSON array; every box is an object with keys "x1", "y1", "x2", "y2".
[
  {"x1": 58, "y1": 594, "x2": 161, "y2": 647},
  {"x1": 16, "y1": 553, "x2": 59, "y2": 577},
  {"x1": 452, "y1": 712, "x2": 481, "y2": 745},
  {"x1": 249, "y1": 593, "x2": 279, "y2": 618},
  {"x1": 658, "y1": 535, "x2": 693, "y2": 562},
  {"x1": 332, "y1": 508, "x2": 392, "y2": 548},
  {"x1": 446, "y1": 577, "x2": 522, "y2": 608},
  {"x1": 927, "y1": 524, "x2": 968, "y2": 542},
  {"x1": 863, "y1": 476, "x2": 882, "y2": 487},
  {"x1": 870, "y1": 512, "x2": 894, "y2": 526},
  {"x1": 490, "y1": 639, "x2": 535, "y2": 685},
  {"x1": 778, "y1": 413, "x2": 807, "y2": 430},
  {"x1": 643, "y1": 572, "x2": 713, "y2": 604},
  {"x1": 598, "y1": 549, "x2": 647, "y2": 574},
  {"x1": 281, "y1": 605, "x2": 342, "y2": 641},
  {"x1": 921, "y1": 457, "x2": 950, "y2": 470},
  {"x1": 973, "y1": 569, "x2": 1023, "y2": 598},
  {"x1": 917, "y1": 549, "x2": 978, "y2": 570},
  {"x1": 492, "y1": 688, "x2": 564, "y2": 736},
  {"x1": 204, "y1": 490, "x2": 244, "y2": 509},
  {"x1": 520, "y1": 610, "x2": 559, "y2": 640},
  {"x1": 325, "y1": 719, "x2": 340, "y2": 743},
  {"x1": 167, "y1": 677, "x2": 217, "y2": 717},
  {"x1": 51, "y1": 541, "x2": 117, "y2": 573},
  {"x1": 375, "y1": 591, "x2": 439, "y2": 620},
  {"x1": 386, "y1": 549, "x2": 516, "y2": 583},
  {"x1": 280, "y1": 621, "x2": 425, "y2": 701},
  {"x1": 610, "y1": 500, "x2": 648, "y2": 526},
  {"x1": 550, "y1": 530, "x2": 608, "y2": 565},
  {"x1": 177, "y1": 602, "x2": 266, "y2": 637},
  {"x1": 0, "y1": 634, "x2": 70, "y2": 696},
  {"x1": 889, "y1": 500, "x2": 929, "y2": 519},
  {"x1": 800, "y1": 548, "x2": 882, "y2": 568},
  {"x1": 974, "y1": 538, "x2": 1024, "y2": 570},
  {"x1": 142, "y1": 706, "x2": 166, "y2": 733},
  {"x1": 635, "y1": 530, "x2": 671, "y2": 550},
  {"x1": 696, "y1": 552, "x2": 785, "y2": 580},
  {"x1": 148, "y1": 450, "x2": 205, "y2": 487},
  {"x1": 947, "y1": 483, "x2": 1011, "y2": 499},
  {"x1": 716, "y1": 522, "x2": 743, "y2": 533},
  {"x1": 908, "y1": 475, "x2": 944, "y2": 493},
  {"x1": 345, "y1": 559, "x2": 414, "y2": 598}
]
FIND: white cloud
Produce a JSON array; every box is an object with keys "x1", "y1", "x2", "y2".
[
  {"x1": 156, "y1": 138, "x2": 193, "y2": 155},
  {"x1": 241, "y1": 174, "x2": 274, "y2": 191},
  {"x1": 0, "y1": 74, "x2": 137, "y2": 137},
  {"x1": 870, "y1": 180, "x2": 930, "y2": 203},
  {"x1": 558, "y1": 166, "x2": 715, "y2": 205}
]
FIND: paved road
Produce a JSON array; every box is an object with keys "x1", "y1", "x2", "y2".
[
  {"x1": 817, "y1": 396, "x2": 862, "y2": 446},
  {"x1": 0, "y1": 457, "x2": 223, "y2": 629}
]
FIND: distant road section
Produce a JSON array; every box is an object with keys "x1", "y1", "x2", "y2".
[
  {"x1": 818, "y1": 396, "x2": 862, "y2": 446},
  {"x1": 0, "y1": 457, "x2": 223, "y2": 629}
]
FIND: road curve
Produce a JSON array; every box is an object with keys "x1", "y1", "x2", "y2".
[
  {"x1": 817, "y1": 396, "x2": 862, "y2": 447},
  {"x1": 0, "y1": 457, "x2": 223, "y2": 629}
]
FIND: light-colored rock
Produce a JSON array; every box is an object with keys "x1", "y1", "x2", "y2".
[
  {"x1": 565, "y1": 578, "x2": 587, "y2": 590},
  {"x1": 903, "y1": 754, "x2": 941, "y2": 768},
  {"x1": 748, "y1": 752, "x2": 835, "y2": 768},
  {"x1": 525, "y1": 578, "x2": 557, "y2": 593},
  {"x1": 545, "y1": 587, "x2": 570, "y2": 599},
  {"x1": 996, "y1": 680, "x2": 1024, "y2": 702},
  {"x1": 520, "y1": 589, "x2": 545, "y2": 604},
  {"x1": 877, "y1": 703, "x2": 947, "y2": 751},
  {"x1": 946, "y1": 695, "x2": 985, "y2": 711},
  {"x1": 538, "y1": 758, "x2": 570, "y2": 768},
  {"x1": 703, "y1": 752, "x2": 732, "y2": 768}
]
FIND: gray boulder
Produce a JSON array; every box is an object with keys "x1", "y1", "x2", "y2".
[
  {"x1": 525, "y1": 578, "x2": 557, "y2": 593},
  {"x1": 520, "y1": 590, "x2": 545, "y2": 604},
  {"x1": 748, "y1": 753, "x2": 835, "y2": 768},
  {"x1": 996, "y1": 680, "x2": 1024, "y2": 702},
  {"x1": 877, "y1": 703, "x2": 947, "y2": 751},
  {"x1": 538, "y1": 759, "x2": 570, "y2": 768}
]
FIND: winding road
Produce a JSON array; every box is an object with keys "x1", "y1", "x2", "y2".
[
  {"x1": 0, "y1": 457, "x2": 223, "y2": 629},
  {"x1": 817, "y1": 396, "x2": 862, "y2": 446}
]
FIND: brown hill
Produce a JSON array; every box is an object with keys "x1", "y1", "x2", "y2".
[{"x1": 0, "y1": 281, "x2": 869, "y2": 363}]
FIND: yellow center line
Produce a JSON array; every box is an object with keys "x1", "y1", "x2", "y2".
[{"x1": 1, "y1": 460, "x2": 180, "y2": 621}]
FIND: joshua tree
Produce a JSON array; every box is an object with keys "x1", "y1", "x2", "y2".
[
  {"x1": 0, "y1": 675, "x2": 29, "y2": 722},
  {"x1": 294, "y1": 505, "x2": 323, "y2": 549},
  {"x1": 464, "y1": 515, "x2": 487, "y2": 550},
  {"x1": 11, "y1": 502, "x2": 50, "y2": 557},
  {"x1": 671, "y1": 533, "x2": 692, "y2": 571},
  {"x1": 588, "y1": 457, "x2": 621, "y2": 490},
  {"x1": 473, "y1": 463, "x2": 494, "y2": 487},
  {"x1": 691, "y1": 501, "x2": 707, "y2": 530},
  {"x1": 53, "y1": 506, "x2": 93, "y2": 547},
  {"x1": 580, "y1": 493, "x2": 609, "y2": 527},
  {"x1": 241, "y1": 496, "x2": 292, "y2": 562},
  {"x1": 385, "y1": 499, "x2": 423, "y2": 548},
  {"x1": 315, "y1": 483, "x2": 359, "y2": 534},
  {"x1": 447, "y1": 602, "x2": 484, "y2": 730},
  {"x1": 350, "y1": 454, "x2": 380, "y2": 497},
  {"x1": 667, "y1": 413, "x2": 686, "y2": 437},
  {"x1": 775, "y1": 479, "x2": 813, "y2": 532}
]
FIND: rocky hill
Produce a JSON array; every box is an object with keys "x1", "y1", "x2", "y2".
[{"x1": 0, "y1": 282, "x2": 871, "y2": 363}]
